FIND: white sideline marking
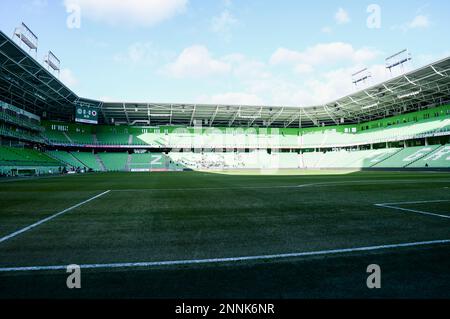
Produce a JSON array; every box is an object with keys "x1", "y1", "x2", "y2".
[
  {"x1": 0, "y1": 239, "x2": 449, "y2": 273},
  {"x1": 111, "y1": 179, "x2": 450, "y2": 193},
  {"x1": 375, "y1": 200, "x2": 450, "y2": 219},
  {"x1": 377, "y1": 200, "x2": 450, "y2": 205},
  {"x1": 0, "y1": 190, "x2": 111, "y2": 244}
]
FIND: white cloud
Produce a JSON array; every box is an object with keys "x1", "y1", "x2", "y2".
[
  {"x1": 408, "y1": 15, "x2": 430, "y2": 29},
  {"x1": 31, "y1": 0, "x2": 48, "y2": 7},
  {"x1": 211, "y1": 10, "x2": 238, "y2": 40},
  {"x1": 198, "y1": 92, "x2": 264, "y2": 105},
  {"x1": 22, "y1": 0, "x2": 48, "y2": 12},
  {"x1": 223, "y1": 54, "x2": 271, "y2": 80},
  {"x1": 392, "y1": 14, "x2": 431, "y2": 32},
  {"x1": 259, "y1": 66, "x2": 371, "y2": 106},
  {"x1": 223, "y1": 0, "x2": 233, "y2": 7},
  {"x1": 60, "y1": 68, "x2": 78, "y2": 87},
  {"x1": 335, "y1": 8, "x2": 350, "y2": 25},
  {"x1": 294, "y1": 64, "x2": 314, "y2": 74},
  {"x1": 63, "y1": 0, "x2": 188, "y2": 27},
  {"x1": 270, "y1": 42, "x2": 380, "y2": 72},
  {"x1": 113, "y1": 42, "x2": 172, "y2": 66},
  {"x1": 321, "y1": 26, "x2": 333, "y2": 34},
  {"x1": 162, "y1": 45, "x2": 231, "y2": 78}
]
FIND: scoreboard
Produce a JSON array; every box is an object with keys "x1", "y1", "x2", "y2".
[{"x1": 75, "y1": 104, "x2": 99, "y2": 124}]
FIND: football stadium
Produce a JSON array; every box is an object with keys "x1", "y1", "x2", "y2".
[{"x1": 0, "y1": 2, "x2": 450, "y2": 303}]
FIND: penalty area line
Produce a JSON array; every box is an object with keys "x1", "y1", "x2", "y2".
[
  {"x1": 375, "y1": 200, "x2": 450, "y2": 220},
  {"x1": 0, "y1": 239, "x2": 449, "y2": 273},
  {"x1": 0, "y1": 190, "x2": 111, "y2": 244}
]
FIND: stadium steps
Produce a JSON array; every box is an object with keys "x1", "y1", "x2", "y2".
[
  {"x1": 63, "y1": 132, "x2": 73, "y2": 144},
  {"x1": 125, "y1": 153, "x2": 132, "y2": 171},
  {"x1": 94, "y1": 153, "x2": 107, "y2": 172},
  {"x1": 369, "y1": 148, "x2": 403, "y2": 168},
  {"x1": 46, "y1": 151, "x2": 73, "y2": 168},
  {"x1": 93, "y1": 134, "x2": 99, "y2": 145},
  {"x1": 69, "y1": 152, "x2": 91, "y2": 170},
  {"x1": 399, "y1": 146, "x2": 441, "y2": 168}
]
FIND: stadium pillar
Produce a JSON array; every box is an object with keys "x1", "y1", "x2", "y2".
[
  {"x1": 370, "y1": 144, "x2": 373, "y2": 150},
  {"x1": 425, "y1": 138, "x2": 429, "y2": 146}
]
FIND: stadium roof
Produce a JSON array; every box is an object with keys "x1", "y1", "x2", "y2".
[
  {"x1": 1, "y1": 29, "x2": 450, "y2": 128},
  {"x1": 0, "y1": 30, "x2": 78, "y2": 119}
]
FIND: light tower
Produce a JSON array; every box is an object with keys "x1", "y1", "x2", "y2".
[
  {"x1": 385, "y1": 49, "x2": 412, "y2": 77},
  {"x1": 44, "y1": 51, "x2": 61, "y2": 78},
  {"x1": 13, "y1": 22, "x2": 38, "y2": 58},
  {"x1": 352, "y1": 68, "x2": 372, "y2": 89}
]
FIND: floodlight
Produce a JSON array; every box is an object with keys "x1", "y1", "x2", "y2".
[
  {"x1": 13, "y1": 22, "x2": 38, "y2": 55},
  {"x1": 44, "y1": 51, "x2": 61, "y2": 76}
]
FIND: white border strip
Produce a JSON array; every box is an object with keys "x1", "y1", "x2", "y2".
[
  {"x1": 0, "y1": 190, "x2": 111, "y2": 244},
  {"x1": 375, "y1": 200, "x2": 450, "y2": 219},
  {"x1": 0, "y1": 239, "x2": 449, "y2": 273}
]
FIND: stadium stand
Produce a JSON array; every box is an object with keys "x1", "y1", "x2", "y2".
[
  {"x1": 129, "y1": 153, "x2": 169, "y2": 171},
  {"x1": 43, "y1": 130, "x2": 70, "y2": 144},
  {"x1": 0, "y1": 147, "x2": 63, "y2": 175},
  {"x1": 47, "y1": 150, "x2": 85, "y2": 169},
  {"x1": 41, "y1": 116, "x2": 450, "y2": 150},
  {"x1": 66, "y1": 131, "x2": 94, "y2": 145},
  {"x1": 98, "y1": 152, "x2": 128, "y2": 171},
  {"x1": 373, "y1": 145, "x2": 441, "y2": 168},
  {"x1": 70, "y1": 151, "x2": 102, "y2": 171},
  {"x1": 408, "y1": 145, "x2": 450, "y2": 168},
  {"x1": 95, "y1": 126, "x2": 131, "y2": 145}
]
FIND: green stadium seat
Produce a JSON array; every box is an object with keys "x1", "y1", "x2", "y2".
[
  {"x1": 373, "y1": 145, "x2": 441, "y2": 168},
  {"x1": 408, "y1": 145, "x2": 450, "y2": 168}
]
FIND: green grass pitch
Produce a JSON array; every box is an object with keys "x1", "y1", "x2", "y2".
[{"x1": 0, "y1": 170, "x2": 449, "y2": 299}]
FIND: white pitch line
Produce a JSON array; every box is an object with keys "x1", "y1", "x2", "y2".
[
  {"x1": 111, "y1": 179, "x2": 450, "y2": 193},
  {"x1": 375, "y1": 203, "x2": 450, "y2": 220},
  {"x1": 377, "y1": 200, "x2": 450, "y2": 205},
  {"x1": 0, "y1": 239, "x2": 449, "y2": 273},
  {"x1": 0, "y1": 190, "x2": 111, "y2": 244}
]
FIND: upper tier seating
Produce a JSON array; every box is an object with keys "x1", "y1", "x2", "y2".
[
  {"x1": 43, "y1": 130, "x2": 69, "y2": 144},
  {"x1": 96, "y1": 132, "x2": 130, "y2": 145},
  {"x1": 66, "y1": 132, "x2": 94, "y2": 145}
]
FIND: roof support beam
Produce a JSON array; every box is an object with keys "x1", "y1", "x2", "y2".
[
  {"x1": 323, "y1": 105, "x2": 339, "y2": 125},
  {"x1": 284, "y1": 111, "x2": 300, "y2": 128},
  {"x1": 210, "y1": 105, "x2": 219, "y2": 127},
  {"x1": 248, "y1": 107, "x2": 263, "y2": 127},
  {"x1": 229, "y1": 106, "x2": 240, "y2": 127},
  {"x1": 267, "y1": 107, "x2": 284, "y2": 126},
  {"x1": 431, "y1": 65, "x2": 446, "y2": 77},
  {"x1": 302, "y1": 109, "x2": 319, "y2": 127},
  {"x1": 190, "y1": 105, "x2": 197, "y2": 126},
  {"x1": 123, "y1": 103, "x2": 130, "y2": 125}
]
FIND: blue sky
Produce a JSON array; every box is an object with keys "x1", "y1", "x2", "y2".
[{"x1": 0, "y1": 0, "x2": 449, "y2": 107}]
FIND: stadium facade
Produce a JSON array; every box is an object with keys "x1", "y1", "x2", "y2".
[{"x1": 1, "y1": 29, "x2": 450, "y2": 175}]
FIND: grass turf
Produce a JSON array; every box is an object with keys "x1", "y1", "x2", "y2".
[{"x1": 0, "y1": 170, "x2": 449, "y2": 298}]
